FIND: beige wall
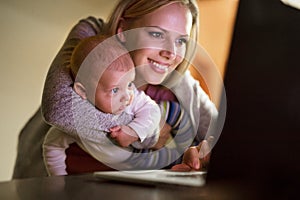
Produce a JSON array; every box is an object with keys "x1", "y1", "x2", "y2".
[
  {"x1": 0, "y1": 0, "x2": 118, "y2": 181},
  {"x1": 0, "y1": 0, "x2": 238, "y2": 181}
]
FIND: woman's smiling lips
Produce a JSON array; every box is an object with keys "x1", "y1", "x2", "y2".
[{"x1": 148, "y1": 59, "x2": 169, "y2": 73}]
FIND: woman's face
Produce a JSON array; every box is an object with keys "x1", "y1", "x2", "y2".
[{"x1": 119, "y1": 3, "x2": 193, "y2": 86}]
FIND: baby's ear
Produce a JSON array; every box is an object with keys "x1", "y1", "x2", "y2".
[
  {"x1": 73, "y1": 82, "x2": 87, "y2": 99},
  {"x1": 116, "y1": 18, "x2": 127, "y2": 42}
]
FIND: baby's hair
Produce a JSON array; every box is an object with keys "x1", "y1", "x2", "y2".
[{"x1": 70, "y1": 35, "x2": 134, "y2": 83}]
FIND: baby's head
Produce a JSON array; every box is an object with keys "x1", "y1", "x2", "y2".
[{"x1": 71, "y1": 35, "x2": 135, "y2": 114}]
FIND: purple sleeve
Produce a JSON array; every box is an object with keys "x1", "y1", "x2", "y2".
[{"x1": 41, "y1": 17, "x2": 105, "y2": 138}]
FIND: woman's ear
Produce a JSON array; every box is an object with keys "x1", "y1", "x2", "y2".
[
  {"x1": 73, "y1": 82, "x2": 87, "y2": 100},
  {"x1": 117, "y1": 18, "x2": 127, "y2": 43}
]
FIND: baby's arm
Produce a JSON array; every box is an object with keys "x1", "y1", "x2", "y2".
[
  {"x1": 112, "y1": 90, "x2": 188, "y2": 150},
  {"x1": 77, "y1": 98, "x2": 196, "y2": 170},
  {"x1": 117, "y1": 106, "x2": 195, "y2": 170},
  {"x1": 43, "y1": 127, "x2": 76, "y2": 176},
  {"x1": 121, "y1": 89, "x2": 161, "y2": 149}
]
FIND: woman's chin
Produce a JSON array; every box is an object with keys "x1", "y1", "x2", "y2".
[
  {"x1": 145, "y1": 75, "x2": 167, "y2": 85},
  {"x1": 147, "y1": 80, "x2": 163, "y2": 85}
]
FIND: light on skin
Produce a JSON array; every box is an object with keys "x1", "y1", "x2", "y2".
[
  {"x1": 92, "y1": 68, "x2": 136, "y2": 115},
  {"x1": 74, "y1": 67, "x2": 139, "y2": 146},
  {"x1": 117, "y1": 3, "x2": 193, "y2": 87},
  {"x1": 74, "y1": 68, "x2": 136, "y2": 115}
]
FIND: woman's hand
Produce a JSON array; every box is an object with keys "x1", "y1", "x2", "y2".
[
  {"x1": 151, "y1": 123, "x2": 172, "y2": 150},
  {"x1": 171, "y1": 137, "x2": 213, "y2": 171}
]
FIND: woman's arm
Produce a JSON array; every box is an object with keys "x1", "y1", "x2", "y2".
[
  {"x1": 172, "y1": 71, "x2": 218, "y2": 142},
  {"x1": 79, "y1": 106, "x2": 195, "y2": 170},
  {"x1": 168, "y1": 71, "x2": 219, "y2": 170},
  {"x1": 41, "y1": 17, "x2": 108, "y2": 138}
]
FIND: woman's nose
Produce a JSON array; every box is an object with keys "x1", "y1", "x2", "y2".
[
  {"x1": 160, "y1": 42, "x2": 176, "y2": 60},
  {"x1": 160, "y1": 49, "x2": 176, "y2": 60}
]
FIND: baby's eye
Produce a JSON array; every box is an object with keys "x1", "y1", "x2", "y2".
[
  {"x1": 111, "y1": 88, "x2": 119, "y2": 94},
  {"x1": 149, "y1": 31, "x2": 164, "y2": 39}
]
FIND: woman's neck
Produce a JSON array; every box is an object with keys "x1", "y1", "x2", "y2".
[
  {"x1": 133, "y1": 73, "x2": 149, "y2": 91},
  {"x1": 137, "y1": 84, "x2": 149, "y2": 91},
  {"x1": 134, "y1": 78, "x2": 148, "y2": 91}
]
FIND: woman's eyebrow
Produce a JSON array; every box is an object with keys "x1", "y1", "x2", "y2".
[{"x1": 146, "y1": 26, "x2": 190, "y2": 37}]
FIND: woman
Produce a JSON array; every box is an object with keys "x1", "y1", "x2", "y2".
[{"x1": 13, "y1": 0, "x2": 218, "y2": 178}]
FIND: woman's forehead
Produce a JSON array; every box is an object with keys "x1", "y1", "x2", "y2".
[{"x1": 131, "y1": 3, "x2": 193, "y2": 35}]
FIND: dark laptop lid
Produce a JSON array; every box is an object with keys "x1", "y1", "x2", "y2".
[{"x1": 206, "y1": 0, "x2": 300, "y2": 194}]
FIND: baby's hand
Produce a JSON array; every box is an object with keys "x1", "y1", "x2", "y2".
[{"x1": 109, "y1": 125, "x2": 139, "y2": 147}]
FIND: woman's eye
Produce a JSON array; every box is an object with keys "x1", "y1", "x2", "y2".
[
  {"x1": 176, "y1": 38, "x2": 188, "y2": 47},
  {"x1": 112, "y1": 88, "x2": 119, "y2": 94},
  {"x1": 149, "y1": 32, "x2": 163, "y2": 39}
]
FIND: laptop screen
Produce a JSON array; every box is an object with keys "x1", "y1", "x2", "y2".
[{"x1": 206, "y1": 0, "x2": 300, "y2": 186}]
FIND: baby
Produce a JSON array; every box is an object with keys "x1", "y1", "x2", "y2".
[{"x1": 43, "y1": 35, "x2": 161, "y2": 176}]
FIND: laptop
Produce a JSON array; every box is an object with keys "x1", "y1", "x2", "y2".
[
  {"x1": 206, "y1": 0, "x2": 300, "y2": 196},
  {"x1": 94, "y1": 170, "x2": 206, "y2": 187}
]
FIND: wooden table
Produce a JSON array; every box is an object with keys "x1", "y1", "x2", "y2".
[{"x1": 0, "y1": 174, "x2": 263, "y2": 200}]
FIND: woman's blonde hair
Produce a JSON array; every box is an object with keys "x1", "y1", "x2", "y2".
[{"x1": 104, "y1": 0, "x2": 199, "y2": 86}]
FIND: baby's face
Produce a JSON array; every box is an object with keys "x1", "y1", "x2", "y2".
[{"x1": 92, "y1": 68, "x2": 135, "y2": 115}]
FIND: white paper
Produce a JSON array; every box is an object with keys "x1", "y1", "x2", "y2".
[{"x1": 281, "y1": 0, "x2": 300, "y2": 10}]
